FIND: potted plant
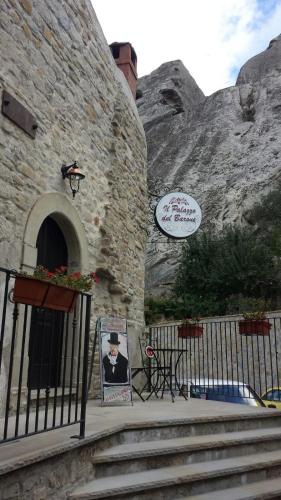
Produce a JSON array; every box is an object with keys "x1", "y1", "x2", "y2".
[
  {"x1": 178, "y1": 317, "x2": 203, "y2": 338},
  {"x1": 13, "y1": 266, "x2": 99, "y2": 312},
  {"x1": 238, "y1": 311, "x2": 271, "y2": 336}
]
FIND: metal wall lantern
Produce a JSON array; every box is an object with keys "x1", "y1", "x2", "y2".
[{"x1": 61, "y1": 161, "x2": 85, "y2": 199}]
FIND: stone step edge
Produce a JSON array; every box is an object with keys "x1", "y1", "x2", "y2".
[
  {"x1": 68, "y1": 450, "x2": 281, "y2": 499},
  {"x1": 2, "y1": 411, "x2": 280, "y2": 478},
  {"x1": 93, "y1": 427, "x2": 281, "y2": 464},
  {"x1": 121, "y1": 410, "x2": 281, "y2": 430},
  {"x1": 181, "y1": 476, "x2": 281, "y2": 500}
]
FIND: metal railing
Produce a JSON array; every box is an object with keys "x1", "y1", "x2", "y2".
[
  {"x1": 149, "y1": 316, "x2": 281, "y2": 404},
  {"x1": 0, "y1": 267, "x2": 91, "y2": 444}
]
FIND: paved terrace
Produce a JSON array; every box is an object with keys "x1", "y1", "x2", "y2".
[{"x1": 0, "y1": 398, "x2": 280, "y2": 475}]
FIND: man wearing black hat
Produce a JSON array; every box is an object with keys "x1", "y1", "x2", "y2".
[{"x1": 102, "y1": 332, "x2": 128, "y2": 384}]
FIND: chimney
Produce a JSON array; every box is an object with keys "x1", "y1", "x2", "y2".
[{"x1": 109, "y1": 42, "x2": 137, "y2": 99}]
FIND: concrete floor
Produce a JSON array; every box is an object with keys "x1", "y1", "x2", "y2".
[{"x1": 0, "y1": 396, "x2": 279, "y2": 476}]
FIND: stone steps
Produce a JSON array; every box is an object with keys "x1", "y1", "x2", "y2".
[
  {"x1": 97, "y1": 413, "x2": 281, "y2": 448},
  {"x1": 67, "y1": 411, "x2": 281, "y2": 499},
  {"x1": 184, "y1": 477, "x2": 281, "y2": 499},
  {"x1": 93, "y1": 426, "x2": 281, "y2": 477},
  {"x1": 68, "y1": 449, "x2": 281, "y2": 499},
  {"x1": 2, "y1": 403, "x2": 281, "y2": 498}
]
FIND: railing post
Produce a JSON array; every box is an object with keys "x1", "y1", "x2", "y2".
[
  {"x1": 79, "y1": 294, "x2": 91, "y2": 439},
  {"x1": 0, "y1": 271, "x2": 11, "y2": 372},
  {"x1": 3, "y1": 302, "x2": 19, "y2": 440},
  {"x1": 0, "y1": 268, "x2": 94, "y2": 445}
]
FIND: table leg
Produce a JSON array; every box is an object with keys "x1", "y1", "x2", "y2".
[{"x1": 175, "y1": 352, "x2": 188, "y2": 400}]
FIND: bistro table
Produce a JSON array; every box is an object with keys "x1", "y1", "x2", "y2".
[{"x1": 149, "y1": 347, "x2": 189, "y2": 402}]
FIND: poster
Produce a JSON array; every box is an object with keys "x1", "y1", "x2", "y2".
[{"x1": 98, "y1": 317, "x2": 132, "y2": 405}]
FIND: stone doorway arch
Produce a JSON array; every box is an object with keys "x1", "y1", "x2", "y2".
[
  {"x1": 14, "y1": 193, "x2": 90, "y2": 392},
  {"x1": 21, "y1": 192, "x2": 89, "y2": 273}
]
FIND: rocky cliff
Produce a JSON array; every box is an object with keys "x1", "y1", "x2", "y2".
[{"x1": 137, "y1": 35, "x2": 281, "y2": 297}]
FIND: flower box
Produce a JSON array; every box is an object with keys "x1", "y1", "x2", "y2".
[
  {"x1": 13, "y1": 276, "x2": 49, "y2": 307},
  {"x1": 42, "y1": 283, "x2": 78, "y2": 312},
  {"x1": 178, "y1": 324, "x2": 203, "y2": 338},
  {"x1": 238, "y1": 319, "x2": 271, "y2": 336},
  {"x1": 13, "y1": 276, "x2": 78, "y2": 312}
]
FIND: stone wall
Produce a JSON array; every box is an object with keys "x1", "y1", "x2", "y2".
[{"x1": 0, "y1": 0, "x2": 147, "y2": 393}]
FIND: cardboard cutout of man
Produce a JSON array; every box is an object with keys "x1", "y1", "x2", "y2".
[{"x1": 103, "y1": 332, "x2": 128, "y2": 384}]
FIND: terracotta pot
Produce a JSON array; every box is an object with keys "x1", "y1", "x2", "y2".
[
  {"x1": 238, "y1": 319, "x2": 271, "y2": 336},
  {"x1": 178, "y1": 324, "x2": 203, "y2": 338},
  {"x1": 13, "y1": 276, "x2": 78, "y2": 312}
]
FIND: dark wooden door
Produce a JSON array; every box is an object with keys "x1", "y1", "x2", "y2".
[{"x1": 28, "y1": 217, "x2": 68, "y2": 389}]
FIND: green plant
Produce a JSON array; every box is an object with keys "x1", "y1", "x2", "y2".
[
  {"x1": 242, "y1": 311, "x2": 266, "y2": 320},
  {"x1": 239, "y1": 298, "x2": 268, "y2": 320},
  {"x1": 24, "y1": 265, "x2": 100, "y2": 292},
  {"x1": 174, "y1": 225, "x2": 281, "y2": 316},
  {"x1": 181, "y1": 317, "x2": 200, "y2": 325},
  {"x1": 246, "y1": 185, "x2": 281, "y2": 256},
  {"x1": 144, "y1": 297, "x2": 187, "y2": 324}
]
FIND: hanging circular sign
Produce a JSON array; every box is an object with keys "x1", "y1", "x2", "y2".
[{"x1": 154, "y1": 191, "x2": 202, "y2": 239}]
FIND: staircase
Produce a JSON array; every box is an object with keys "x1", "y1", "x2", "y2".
[{"x1": 68, "y1": 411, "x2": 281, "y2": 499}]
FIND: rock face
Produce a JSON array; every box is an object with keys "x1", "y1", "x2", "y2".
[{"x1": 137, "y1": 36, "x2": 281, "y2": 297}]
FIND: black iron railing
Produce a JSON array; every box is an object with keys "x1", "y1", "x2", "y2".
[
  {"x1": 0, "y1": 267, "x2": 91, "y2": 444},
  {"x1": 148, "y1": 317, "x2": 281, "y2": 405}
]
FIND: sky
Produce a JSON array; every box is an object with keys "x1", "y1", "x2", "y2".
[{"x1": 91, "y1": 0, "x2": 281, "y2": 96}]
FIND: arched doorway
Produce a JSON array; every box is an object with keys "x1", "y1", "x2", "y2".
[
  {"x1": 21, "y1": 193, "x2": 89, "y2": 389},
  {"x1": 28, "y1": 217, "x2": 68, "y2": 389},
  {"x1": 22, "y1": 192, "x2": 89, "y2": 275}
]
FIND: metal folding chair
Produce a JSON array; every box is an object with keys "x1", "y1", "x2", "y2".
[{"x1": 133, "y1": 338, "x2": 173, "y2": 401}]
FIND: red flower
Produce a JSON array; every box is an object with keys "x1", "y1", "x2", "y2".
[
  {"x1": 32, "y1": 266, "x2": 99, "y2": 292},
  {"x1": 71, "y1": 272, "x2": 81, "y2": 280},
  {"x1": 90, "y1": 272, "x2": 100, "y2": 283}
]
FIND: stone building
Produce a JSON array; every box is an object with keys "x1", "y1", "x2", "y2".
[{"x1": 0, "y1": 0, "x2": 147, "y2": 400}]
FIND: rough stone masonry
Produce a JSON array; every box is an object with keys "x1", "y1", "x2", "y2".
[{"x1": 0, "y1": 0, "x2": 147, "y2": 391}]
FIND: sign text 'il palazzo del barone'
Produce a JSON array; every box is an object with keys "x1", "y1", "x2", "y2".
[{"x1": 154, "y1": 191, "x2": 202, "y2": 239}]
